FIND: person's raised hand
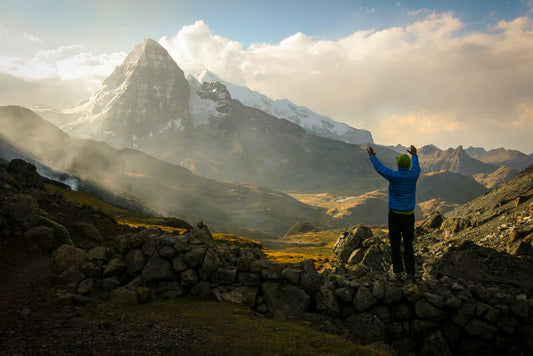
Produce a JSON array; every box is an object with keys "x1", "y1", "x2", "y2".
[
  {"x1": 367, "y1": 147, "x2": 376, "y2": 156},
  {"x1": 407, "y1": 145, "x2": 417, "y2": 155}
]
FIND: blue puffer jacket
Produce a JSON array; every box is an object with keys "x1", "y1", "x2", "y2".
[{"x1": 370, "y1": 154, "x2": 420, "y2": 212}]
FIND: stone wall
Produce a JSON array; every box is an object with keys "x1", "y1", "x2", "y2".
[{"x1": 53, "y1": 225, "x2": 533, "y2": 356}]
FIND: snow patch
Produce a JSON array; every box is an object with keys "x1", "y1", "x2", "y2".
[
  {"x1": 193, "y1": 69, "x2": 372, "y2": 144},
  {"x1": 188, "y1": 76, "x2": 221, "y2": 127}
]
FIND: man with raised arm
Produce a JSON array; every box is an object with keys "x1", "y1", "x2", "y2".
[{"x1": 366, "y1": 145, "x2": 420, "y2": 279}]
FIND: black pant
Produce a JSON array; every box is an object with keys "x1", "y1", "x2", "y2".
[{"x1": 388, "y1": 210, "x2": 415, "y2": 275}]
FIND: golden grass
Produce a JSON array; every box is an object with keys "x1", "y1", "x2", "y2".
[
  {"x1": 117, "y1": 220, "x2": 188, "y2": 234},
  {"x1": 44, "y1": 183, "x2": 128, "y2": 217},
  {"x1": 212, "y1": 233, "x2": 263, "y2": 249},
  {"x1": 290, "y1": 191, "x2": 387, "y2": 218}
]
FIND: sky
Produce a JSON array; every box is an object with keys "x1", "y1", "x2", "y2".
[{"x1": 1, "y1": 0, "x2": 533, "y2": 153}]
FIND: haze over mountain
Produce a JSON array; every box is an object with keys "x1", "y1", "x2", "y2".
[
  {"x1": 0, "y1": 105, "x2": 331, "y2": 236},
  {"x1": 465, "y1": 146, "x2": 533, "y2": 172},
  {"x1": 36, "y1": 38, "x2": 381, "y2": 194}
]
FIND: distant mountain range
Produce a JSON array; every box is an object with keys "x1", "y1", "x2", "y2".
[
  {"x1": 389, "y1": 144, "x2": 530, "y2": 189},
  {"x1": 193, "y1": 69, "x2": 373, "y2": 145},
  {"x1": 464, "y1": 146, "x2": 533, "y2": 171},
  {"x1": 3, "y1": 38, "x2": 530, "y2": 236}
]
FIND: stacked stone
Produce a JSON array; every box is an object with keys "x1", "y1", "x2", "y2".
[{"x1": 53, "y1": 226, "x2": 533, "y2": 356}]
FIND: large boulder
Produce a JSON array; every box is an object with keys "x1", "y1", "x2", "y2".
[
  {"x1": 103, "y1": 258, "x2": 126, "y2": 277},
  {"x1": 6, "y1": 159, "x2": 43, "y2": 189},
  {"x1": 53, "y1": 244, "x2": 87, "y2": 271},
  {"x1": 141, "y1": 255, "x2": 175, "y2": 282},
  {"x1": 261, "y1": 281, "x2": 311, "y2": 318},
  {"x1": 73, "y1": 221, "x2": 103, "y2": 242},
  {"x1": 38, "y1": 216, "x2": 73, "y2": 246},
  {"x1": 1, "y1": 194, "x2": 40, "y2": 230},
  {"x1": 415, "y1": 211, "x2": 444, "y2": 235},
  {"x1": 23, "y1": 226, "x2": 60, "y2": 252},
  {"x1": 332, "y1": 225, "x2": 373, "y2": 264},
  {"x1": 189, "y1": 222, "x2": 216, "y2": 248},
  {"x1": 345, "y1": 312, "x2": 387, "y2": 345},
  {"x1": 125, "y1": 249, "x2": 146, "y2": 275},
  {"x1": 436, "y1": 241, "x2": 533, "y2": 295}
]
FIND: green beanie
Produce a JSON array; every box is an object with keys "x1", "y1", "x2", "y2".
[{"x1": 397, "y1": 154, "x2": 411, "y2": 169}]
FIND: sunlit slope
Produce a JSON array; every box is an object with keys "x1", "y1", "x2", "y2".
[{"x1": 0, "y1": 105, "x2": 332, "y2": 235}]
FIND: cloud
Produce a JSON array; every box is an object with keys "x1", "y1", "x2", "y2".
[
  {"x1": 379, "y1": 111, "x2": 464, "y2": 135},
  {"x1": 0, "y1": 44, "x2": 125, "y2": 82},
  {"x1": 159, "y1": 13, "x2": 533, "y2": 151},
  {"x1": 0, "y1": 42, "x2": 126, "y2": 108},
  {"x1": 2, "y1": 13, "x2": 533, "y2": 151},
  {"x1": 23, "y1": 33, "x2": 42, "y2": 42},
  {"x1": 160, "y1": 21, "x2": 245, "y2": 84}
]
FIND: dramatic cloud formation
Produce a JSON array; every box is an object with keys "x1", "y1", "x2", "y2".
[
  {"x1": 2, "y1": 12, "x2": 533, "y2": 151},
  {"x1": 160, "y1": 15, "x2": 533, "y2": 152}
]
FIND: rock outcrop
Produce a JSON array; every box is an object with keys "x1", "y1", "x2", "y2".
[
  {"x1": 50, "y1": 225, "x2": 533, "y2": 356},
  {"x1": 0, "y1": 160, "x2": 72, "y2": 247}
]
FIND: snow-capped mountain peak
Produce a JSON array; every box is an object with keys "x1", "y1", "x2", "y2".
[
  {"x1": 60, "y1": 38, "x2": 190, "y2": 148},
  {"x1": 192, "y1": 69, "x2": 373, "y2": 145}
]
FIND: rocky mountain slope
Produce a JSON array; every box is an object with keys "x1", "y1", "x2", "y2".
[
  {"x1": 35, "y1": 38, "x2": 377, "y2": 193},
  {"x1": 193, "y1": 69, "x2": 373, "y2": 145},
  {"x1": 0, "y1": 105, "x2": 331, "y2": 236},
  {"x1": 417, "y1": 145, "x2": 498, "y2": 176},
  {"x1": 473, "y1": 166, "x2": 518, "y2": 189},
  {"x1": 466, "y1": 146, "x2": 533, "y2": 171}
]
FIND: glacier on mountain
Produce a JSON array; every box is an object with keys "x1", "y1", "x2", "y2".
[{"x1": 194, "y1": 69, "x2": 373, "y2": 145}]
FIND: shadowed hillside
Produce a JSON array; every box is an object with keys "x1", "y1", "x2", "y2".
[{"x1": 0, "y1": 105, "x2": 331, "y2": 236}]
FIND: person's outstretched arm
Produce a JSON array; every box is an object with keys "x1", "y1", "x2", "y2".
[
  {"x1": 407, "y1": 145, "x2": 420, "y2": 177},
  {"x1": 367, "y1": 146, "x2": 396, "y2": 180}
]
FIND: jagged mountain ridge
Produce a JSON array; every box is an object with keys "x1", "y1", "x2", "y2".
[
  {"x1": 61, "y1": 38, "x2": 190, "y2": 148},
  {"x1": 194, "y1": 69, "x2": 373, "y2": 145},
  {"x1": 465, "y1": 146, "x2": 533, "y2": 171},
  {"x1": 36, "y1": 38, "x2": 383, "y2": 193},
  {"x1": 0, "y1": 105, "x2": 331, "y2": 236},
  {"x1": 417, "y1": 145, "x2": 498, "y2": 175},
  {"x1": 390, "y1": 144, "x2": 523, "y2": 189},
  {"x1": 35, "y1": 38, "x2": 512, "y2": 196}
]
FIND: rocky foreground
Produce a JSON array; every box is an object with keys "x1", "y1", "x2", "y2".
[{"x1": 1, "y1": 159, "x2": 533, "y2": 355}]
